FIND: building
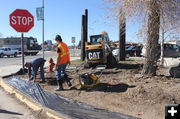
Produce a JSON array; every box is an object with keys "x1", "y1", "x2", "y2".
[
  {"x1": 0, "y1": 37, "x2": 38, "y2": 50},
  {"x1": 0, "y1": 39, "x2": 4, "y2": 47},
  {"x1": 46, "y1": 40, "x2": 52, "y2": 46}
]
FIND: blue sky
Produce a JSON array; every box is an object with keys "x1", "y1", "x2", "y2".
[{"x1": 0, "y1": 0, "x2": 141, "y2": 45}]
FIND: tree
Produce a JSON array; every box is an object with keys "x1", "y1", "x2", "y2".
[{"x1": 104, "y1": 0, "x2": 180, "y2": 75}]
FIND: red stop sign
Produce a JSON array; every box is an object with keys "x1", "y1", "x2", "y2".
[{"x1": 10, "y1": 9, "x2": 34, "y2": 32}]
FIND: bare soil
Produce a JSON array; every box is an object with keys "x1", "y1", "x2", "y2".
[{"x1": 19, "y1": 62, "x2": 180, "y2": 119}]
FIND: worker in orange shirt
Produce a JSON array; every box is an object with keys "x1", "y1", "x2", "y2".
[{"x1": 55, "y1": 35, "x2": 72, "y2": 91}]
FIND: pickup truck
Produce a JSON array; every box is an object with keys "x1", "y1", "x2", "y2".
[{"x1": 0, "y1": 47, "x2": 18, "y2": 58}]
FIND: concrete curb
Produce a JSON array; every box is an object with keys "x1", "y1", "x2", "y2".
[{"x1": 0, "y1": 77, "x2": 68, "y2": 119}]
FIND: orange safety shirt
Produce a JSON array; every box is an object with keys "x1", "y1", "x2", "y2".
[{"x1": 56, "y1": 42, "x2": 70, "y2": 65}]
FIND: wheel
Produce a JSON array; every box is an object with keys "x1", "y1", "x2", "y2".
[
  {"x1": 84, "y1": 58, "x2": 90, "y2": 68},
  {"x1": 107, "y1": 53, "x2": 117, "y2": 68},
  {"x1": 34, "y1": 52, "x2": 38, "y2": 55},
  {"x1": 14, "y1": 52, "x2": 17, "y2": 57},
  {"x1": 7, "y1": 55, "x2": 10, "y2": 58},
  {"x1": 0, "y1": 53, "x2": 4, "y2": 58}
]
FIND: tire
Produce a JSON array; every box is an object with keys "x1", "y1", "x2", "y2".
[
  {"x1": 0, "y1": 53, "x2": 4, "y2": 58},
  {"x1": 84, "y1": 57, "x2": 90, "y2": 68},
  {"x1": 107, "y1": 53, "x2": 117, "y2": 68},
  {"x1": 34, "y1": 52, "x2": 38, "y2": 55},
  {"x1": 14, "y1": 52, "x2": 17, "y2": 57}
]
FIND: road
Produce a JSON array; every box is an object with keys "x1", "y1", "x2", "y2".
[
  {"x1": 0, "y1": 51, "x2": 80, "y2": 76},
  {"x1": 0, "y1": 51, "x2": 56, "y2": 68}
]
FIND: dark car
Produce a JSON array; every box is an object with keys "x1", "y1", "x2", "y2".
[
  {"x1": 160, "y1": 44, "x2": 180, "y2": 58},
  {"x1": 125, "y1": 45, "x2": 143, "y2": 57}
]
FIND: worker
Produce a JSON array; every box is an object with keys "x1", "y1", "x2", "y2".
[
  {"x1": 55, "y1": 35, "x2": 72, "y2": 91},
  {"x1": 25, "y1": 58, "x2": 46, "y2": 83}
]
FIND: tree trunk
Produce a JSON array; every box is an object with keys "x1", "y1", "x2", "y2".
[
  {"x1": 160, "y1": 12, "x2": 165, "y2": 66},
  {"x1": 142, "y1": 0, "x2": 160, "y2": 75},
  {"x1": 160, "y1": 26, "x2": 165, "y2": 66}
]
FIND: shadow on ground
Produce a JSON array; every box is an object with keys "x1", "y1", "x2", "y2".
[
  {"x1": 114, "y1": 63, "x2": 143, "y2": 70},
  {"x1": 0, "y1": 109, "x2": 23, "y2": 115},
  {"x1": 71, "y1": 83, "x2": 136, "y2": 93},
  {"x1": 90, "y1": 83, "x2": 136, "y2": 93}
]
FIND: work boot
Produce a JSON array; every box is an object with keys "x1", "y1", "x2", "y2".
[
  {"x1": 66, "y1": 80, "x2": 72, "y2": 87},
  {"x1": 40, "y1": 80, "x2": 45, "y2": 83},
  {"x1": 55, "y1": 80, "x2": 63, "y2": 91},
  {"x1": 64, "y1": 74, "x2": 72, "y2": 87}
]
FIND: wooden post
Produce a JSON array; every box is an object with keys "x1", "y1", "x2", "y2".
[
  {"x1": 85, "y1": 9, "x2": 88, "y2": 42},
  {"x1": 81, "y1": 15, "x2": 86, "y2": 61},
  {"x1": 119, "y1": 11, "x2": 126, "y2": 61}
]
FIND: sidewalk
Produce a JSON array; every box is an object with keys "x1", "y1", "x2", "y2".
[{"x1": 0, "y1": 56, "x2": 80, "y2": 77}]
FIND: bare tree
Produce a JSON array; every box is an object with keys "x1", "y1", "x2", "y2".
[{"x1": 104, "y1": 0, "x2": 180, "y2": 75}]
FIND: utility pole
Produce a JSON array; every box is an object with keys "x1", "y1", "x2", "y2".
[
  {"x1": 85, "y1": 9, "x2": 88, "y2": 43},
  {"x1": 81, "y1": 9, "x2": 88, "y2": 61},
  {"x1": 81, "y1": 15, "x2": 85, "y2": 61}
]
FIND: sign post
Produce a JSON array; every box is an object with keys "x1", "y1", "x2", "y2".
[
  {"x1": 10, "y1": 9, "x2": 34, "y2": 73},
  {"x1": 21, "y1": 33, "x2": 24, "y2": 70},
  {"x1": 36, "y1": 0, "x2": 45, "y2": 59},
  {"x1": 72, "y1": 37, "x2": 76, "y2": 56}
]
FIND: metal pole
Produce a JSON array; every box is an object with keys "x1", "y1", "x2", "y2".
[
  {"x1": 21, "y1": 33, "x2": 25, "y2": 72},
  {"x1": 42, "y1": 0, "x2": 45, "y2": 59}
]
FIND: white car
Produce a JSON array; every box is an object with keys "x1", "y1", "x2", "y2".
[
  {"x1": 141, "y1": 43, "x2": 180, "y2": 58},
  {"x1": 0, "y1": 47, "x2": 18, "y2": 58}
]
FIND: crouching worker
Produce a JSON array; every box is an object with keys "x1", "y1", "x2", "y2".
[
  {"x1": 25, "y1": 58, "x2": 46, "y2": 83},
  {"x1": 55, "y1": 35, "x2": 72, "y2": 91}
]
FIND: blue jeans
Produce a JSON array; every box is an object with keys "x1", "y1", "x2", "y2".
[
  {"x1": 56, "y1": 62, "x2": 68, "y2": 81},
  {"x1": 31, "y1": 63, "x2": 45, "y2": 81}
]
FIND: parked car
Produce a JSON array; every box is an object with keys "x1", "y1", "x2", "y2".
[
  {"x1": 12, "y1": 48, "x2": 21, "y2": 54},
  {"x1": 141, "y1": 43, "x2": 180, "y2": 58},
  {"x1": 112, "y1": 45, "x2": 143, "y2": 58},
  {"x1": 125, "y1": 45, "x2": 142, "y2": 57},
  {"x1": 0, "y1": 47, "x2": 18, "y2": 58}
]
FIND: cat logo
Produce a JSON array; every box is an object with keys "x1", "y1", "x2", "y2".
[{"x1": 88, "y1": 52, "x2": 100, "y2": 60}]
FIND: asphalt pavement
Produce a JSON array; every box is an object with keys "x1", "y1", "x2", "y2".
[{"x1": 0, "y1": 51, "x2": 80, "y2": 77}]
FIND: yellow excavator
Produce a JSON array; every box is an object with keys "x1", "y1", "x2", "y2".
[{"x1": 85, "y1": 31, "x2": 117, "y2": 67}]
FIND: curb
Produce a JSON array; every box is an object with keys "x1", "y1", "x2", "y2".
[{"x1": 0, "y1": 77, "x2": 67, "y2": 119}]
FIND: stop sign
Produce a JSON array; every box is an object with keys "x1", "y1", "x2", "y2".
[{"x1": 10, "y1": 9, "x2": 34, "y2": 32}]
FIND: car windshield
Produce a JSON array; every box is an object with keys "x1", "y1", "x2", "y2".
[
  {"x1": 126, "y1": 46, "x2": 134, "y2": 50},
  {"x1": 173, "y1": 44, "x2": 180, "y2": 49},
  {"x1": 125, "y1": 46, "x2": 130, "y2": 49}
]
